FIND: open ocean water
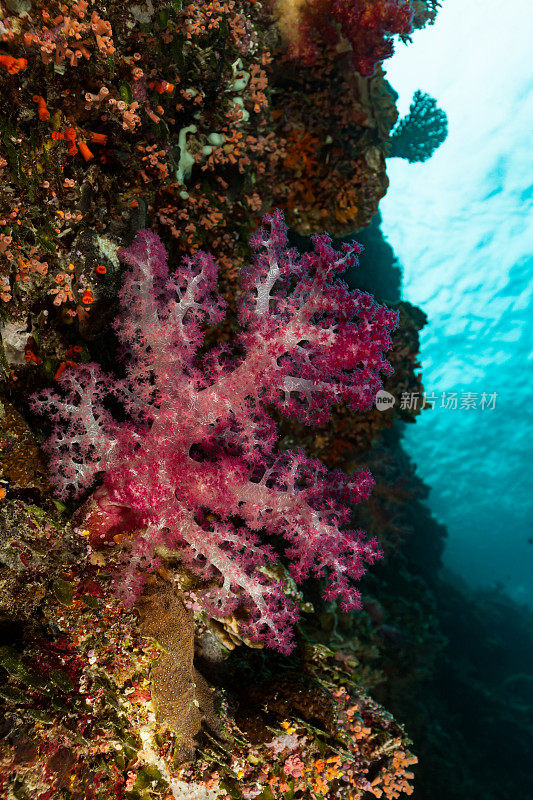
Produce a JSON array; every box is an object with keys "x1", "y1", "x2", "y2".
[{"x1": 380, "y1": 0, "x2": 533, "y2": 605}]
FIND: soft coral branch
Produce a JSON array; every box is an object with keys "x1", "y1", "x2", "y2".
[
  {"x1": 277, "y1": 0, "x2": 414, "y2": 76},
  {"x1": 32, "y1": 211, "x2": 398, "y2": 652},
  {"x1": 30, "y1": 364, "x2": 119, "y2": 497},
  {"x1": 198, "y1": 210, "x2": 397, "y2": 425}
]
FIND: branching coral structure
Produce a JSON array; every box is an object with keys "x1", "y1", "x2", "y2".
[
  {"x1": 277, "y1": 0, "x2": 415, "y2": 76},
  {"x1": 31, "y1": 210, "x2": 398, "y2": 653},
  {"x1": 389, "y1": 89, "x2": 448, "y2": 162}
]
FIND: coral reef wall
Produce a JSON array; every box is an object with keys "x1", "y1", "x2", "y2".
[{"x1": 3, "y1": 3, "x2": 530, "y2": 800}]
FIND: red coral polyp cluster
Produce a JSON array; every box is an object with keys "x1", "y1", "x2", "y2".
[
  {"x1": 281, "y1": 0, "x2": 414, "y2": 76},
  {"x1": 31, "y1": 211, "x2": 398, "y2": 653}
]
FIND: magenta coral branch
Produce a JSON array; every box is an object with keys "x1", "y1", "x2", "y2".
[
  {"x1": 281, "y1": 0, "x2": 414, "y2": 76},
  {"x1": 29, "y1": 364, "x2": 119, "y2": 498},
  {"x1": 31, "y1": 211, "x2": 398, "y2": 651},
  {"x1": 197, "y1": 210, "x2": 397, "y2": 424}
]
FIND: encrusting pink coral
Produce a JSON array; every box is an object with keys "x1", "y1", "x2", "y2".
[{"x1": 31, "y1": 210, "x2": 398, "y2": 652}]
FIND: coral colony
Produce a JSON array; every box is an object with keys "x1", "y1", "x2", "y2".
[
  {"x1": 31, "y1": 211, "x2": 398, "y2": 653},
  {"x1": 276, "y1": 0, "x2": 415, "y2": 75},
  {"x1": 0, "y1": 1, "x2": 458, "y2": 798}
]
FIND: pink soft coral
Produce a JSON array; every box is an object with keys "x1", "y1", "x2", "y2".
[
  {"x1": 281, "y1": 0, "x2": 414, "y2": 77},
  {"x1": 31, "y1": 210, "x2": 398, "y2": 652}
]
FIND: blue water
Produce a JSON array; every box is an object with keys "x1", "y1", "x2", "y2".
[{"x1": 380, "y1": 0, "x2": 533, "y2": 604}]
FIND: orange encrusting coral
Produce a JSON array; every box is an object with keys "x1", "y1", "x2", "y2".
[{"x1": 0, "y1": 52, "x2": 27, "y2": 73}]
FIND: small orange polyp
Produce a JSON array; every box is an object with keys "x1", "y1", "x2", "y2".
[
  {"x1": 0, "y1": 54, "x2": 27, "y2": 74},
  {"x1": 78, "y1": 141, "x2": 94, "y2": 162},
  {"x1": 54, "y1": 360, "x2": 78, "y2": 380},
  {"x1": 32, "y1": 95, "x2": 50, "y2": 120}
]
